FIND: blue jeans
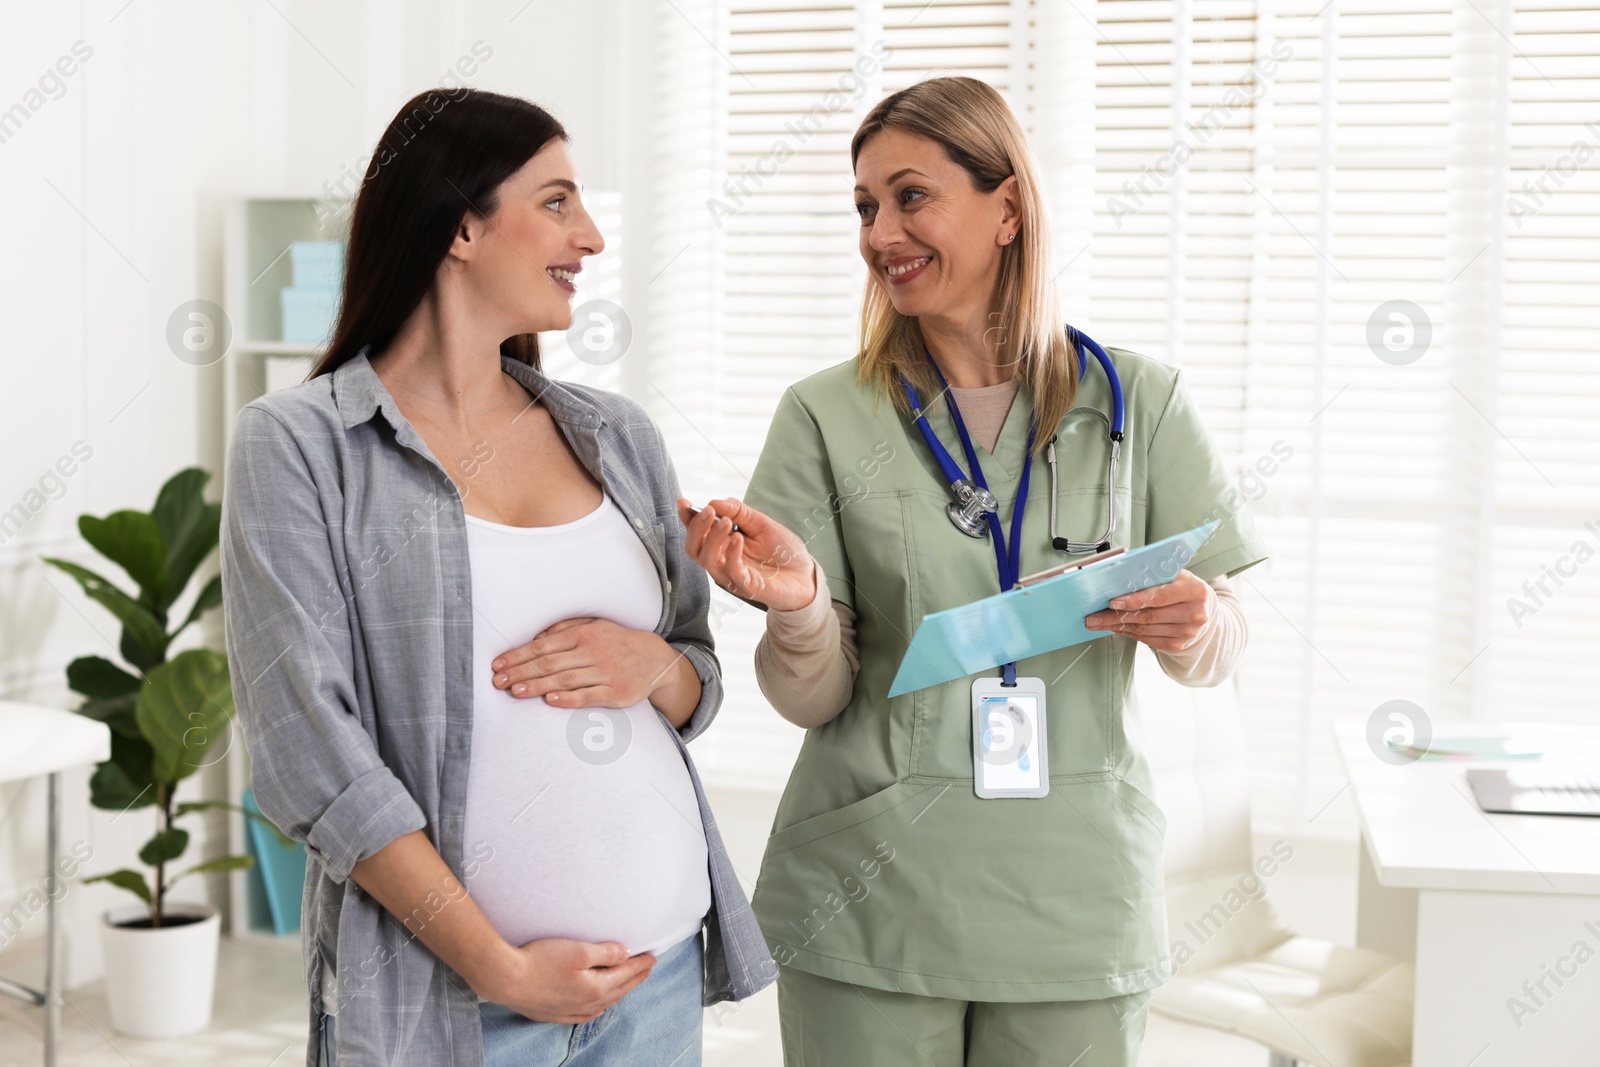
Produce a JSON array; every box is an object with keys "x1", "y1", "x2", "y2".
[{"x1": 320, "y1": 931, "x2": 703, "y2": 1066}]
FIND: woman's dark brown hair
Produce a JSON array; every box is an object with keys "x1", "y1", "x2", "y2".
[{"x1": 307, "y1": 88, "x2": 567, "y2": 379}]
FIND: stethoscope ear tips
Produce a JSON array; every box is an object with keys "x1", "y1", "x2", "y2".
[{"x1": 1050, "y1": 537, "x2": 1114, "y2": 553}]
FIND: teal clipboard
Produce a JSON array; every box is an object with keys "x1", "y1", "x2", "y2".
[{"x1": 887, "y1": 520, "x2": 1222, "y2": 697}]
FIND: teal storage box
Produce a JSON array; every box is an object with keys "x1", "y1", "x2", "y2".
[
  {"x1": 242, "y1": 786, "x2": 305, "y2": 936},
  {"x1": 280, "y1": 286, "x2": 340, "y2": 344},
  {"x1": 290, "y1": 240, "x2": 344, "y2": 289}
]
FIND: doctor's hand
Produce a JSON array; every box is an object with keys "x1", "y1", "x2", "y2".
[
  {"x1": 1083, "y1": 568, "x2": 1215, "y2": 653},
  {"x1": 676, "y1": 497, "x2": 817, "y2": 612}
]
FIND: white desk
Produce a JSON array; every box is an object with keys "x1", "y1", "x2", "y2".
[
  {"x1": 0, "y1": 702, "x2": 112, "y2": 1067},
  {"x1": 1335, "y1": 721, "x2": 1600, "y2": 1067}
]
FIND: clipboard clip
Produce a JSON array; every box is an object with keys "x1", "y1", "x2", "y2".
[{"x1": 1012, "y1": 544, "x2": 1127, "y2": 589}]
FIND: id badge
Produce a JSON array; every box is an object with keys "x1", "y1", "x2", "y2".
[{"x1": 971, "y1": 676, "x2": 1049, "y2": 799}]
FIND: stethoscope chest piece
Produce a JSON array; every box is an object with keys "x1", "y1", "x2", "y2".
[
  {"x1": 904, "y1": 324, "x2": 1128, "y2": 557},
  {"x1": 948, "y1": 478, "x2": 998, "y2": 537}
]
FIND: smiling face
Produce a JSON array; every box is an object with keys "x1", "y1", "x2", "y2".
[
  {"x1": 449, "y1": 138, "x2": 603, "y2": 337},
  {"x1": 853, "y1": 127, "x2": 1018, "y2": 330}
]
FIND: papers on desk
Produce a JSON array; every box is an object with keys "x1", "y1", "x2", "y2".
[
  {"x1": 887, "y1": 520, "x2": 1220, "y2": 697},
  {"x1": 1391, "y1": 735, "x2": 1546, "y2": 762}
]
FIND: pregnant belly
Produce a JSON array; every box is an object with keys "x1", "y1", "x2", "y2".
[{"x1": 461, "y1": 691, "x2": 711, "y2": 956}]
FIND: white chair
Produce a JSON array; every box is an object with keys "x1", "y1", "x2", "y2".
[
  {"x1": 0, "y1": 701, "x2": 112, "y2": 1067},
  {"x1": 1130, "y1": 649, "x2": 1414, "y2": 1067}
]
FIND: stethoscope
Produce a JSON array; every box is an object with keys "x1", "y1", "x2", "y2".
[{"x1": 902, "y1": 325, "x2": 1125, "y2": 557}]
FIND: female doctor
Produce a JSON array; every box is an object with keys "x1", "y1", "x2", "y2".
[{"x1": 678, "y1": 76, "x2": 1270, "y2": 1066}]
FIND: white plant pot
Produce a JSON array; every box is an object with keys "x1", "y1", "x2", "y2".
[{"x1": 100, "y1": 901, "x2": 220, "y2": 1038}]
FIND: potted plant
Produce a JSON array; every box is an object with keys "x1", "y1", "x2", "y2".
[{"x1": 42, "y1": 466, "x2": 291, "y2": 1038}]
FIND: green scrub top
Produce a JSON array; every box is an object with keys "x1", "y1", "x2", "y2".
[{"x1": 742, "y1": 346, "x2": 1271, "y2": 1003}]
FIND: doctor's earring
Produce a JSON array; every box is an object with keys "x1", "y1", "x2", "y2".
[{"x1": 1006, "y1": 233, "x2": 1017, "y2": 243}]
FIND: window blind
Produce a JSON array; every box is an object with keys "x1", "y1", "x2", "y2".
[{"x1": 1484, "y1": 1, "x2": 1600, "y2": 743}]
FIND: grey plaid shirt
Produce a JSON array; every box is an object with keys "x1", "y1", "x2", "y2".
[{"x1": 219, "y1": 349, "x2": 775, "y2": 1067}]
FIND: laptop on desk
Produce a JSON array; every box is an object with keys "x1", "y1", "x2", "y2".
[{"x1": 1468, "y1": 766, "x2": 1600, "y2": 817}]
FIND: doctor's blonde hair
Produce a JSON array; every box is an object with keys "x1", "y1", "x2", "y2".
[{"x1": 850, "y1": 76, "x2": 1077, "y2": 457}]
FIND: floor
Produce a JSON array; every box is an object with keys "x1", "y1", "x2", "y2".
[{"x1": 0, "y1": 786, "x2": 1356, "y2": 1066}]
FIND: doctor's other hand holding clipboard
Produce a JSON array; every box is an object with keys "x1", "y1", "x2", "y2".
[{"x1": 1083, "y1": 559, "x2": 1219, "y2": 651}]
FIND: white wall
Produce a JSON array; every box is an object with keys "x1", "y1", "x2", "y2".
[{"x1": 0, "y1": 0, "x2": 640, "y2": 989}]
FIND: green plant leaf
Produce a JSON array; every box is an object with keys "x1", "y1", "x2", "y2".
[
  {"x1": 151, "y1": 469, "x2": 220, "y2": 609},
  {"x1": 70, "y1": 655, "x2": 144, "y2": 738},
  {"x1": 78, "y1": 511, "x2": 169, "y2": 606},
  {"x1": 41, "y1": 557, "x2": 168, "y2": 667},
  {"x1": 166, "y1": 503, "x2": 220, "y2": 604},
  {"x1": 79, "y1": 691, "x2": 141, "y2": 738},
  {"x1": 167, "y1": 854, "x2": 254, "y2": 889},
  {"x1": 172, "y1": 573, "x2": 223, "y2": 638},
  {"x1": 88, "y1": 732, "x2": 156, "y2": 811},
  {"x1": 120, "y1": 629, "x2": 160, "y2": 673},
  {"x1": 175, "y1": 801, "x2": 296, "y2": 849},
  {"x1": 66, "y1": 655, "x2": 142, "y2": 700},
  {"x1": 150, "y1": 467, "x2": 209, "y2": 544},
  {"x1": 88, "y1": 760, "x2": 147, "y2": 810},
  {"x1": 135, "y1": 648, "x2": 234, "y2": 783},
  {"x1": 138, "y1": 827, "x2": 190, "y2": 867},
  {"x1": 82, "y1": 868, "x2": 152, "y2": 905}
]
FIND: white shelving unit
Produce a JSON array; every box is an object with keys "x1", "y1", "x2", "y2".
[
  {"x1": 220, "y1": 195, "x2": 346, "y2": 944},
  {"x1": 221, "y1": 196, "x2": 347, "y2": 445}
]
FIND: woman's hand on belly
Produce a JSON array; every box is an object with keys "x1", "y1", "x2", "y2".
[
  {"x1": 478, "y1": 936, "x2": 657, "y2": 1024},
  {"x1": 490, "y1": 617, "x2": 701, "y2": 728}
]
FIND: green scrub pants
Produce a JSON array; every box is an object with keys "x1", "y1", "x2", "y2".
[{"x1": 776, "y1": 966, "x2": 1150, "y2": 1067}]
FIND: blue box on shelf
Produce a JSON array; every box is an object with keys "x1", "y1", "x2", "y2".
[
  {"x1": 243, "y1": 786, "x2": 306, "y2": 936},
  {"x1": 290, "y1": 240, "x2": 344, "y2": 289},
  {"x1": 280, "y1": 286, "x2": 340, "y2": 345}
]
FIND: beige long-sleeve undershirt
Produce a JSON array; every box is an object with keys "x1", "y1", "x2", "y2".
[{"x1": 753, "y1": 378, "x2": 1250, "y2": 729}]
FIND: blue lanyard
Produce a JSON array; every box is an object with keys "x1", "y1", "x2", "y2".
[{"x1": 901, "y1": 357, "x2": 1037, "y2": 685}]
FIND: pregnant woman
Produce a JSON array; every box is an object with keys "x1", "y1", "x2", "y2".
[
  {"x1": 220, "y1": 89, "x2": 771, "y2": 1067},
  {"x1": 679, "y1": 76, "x2": 1269, "y2": 1065}
]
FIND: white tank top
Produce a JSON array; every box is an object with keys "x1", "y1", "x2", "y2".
[{"x1": 460, "y1": 490, "x2": 710, "y2": 956}]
